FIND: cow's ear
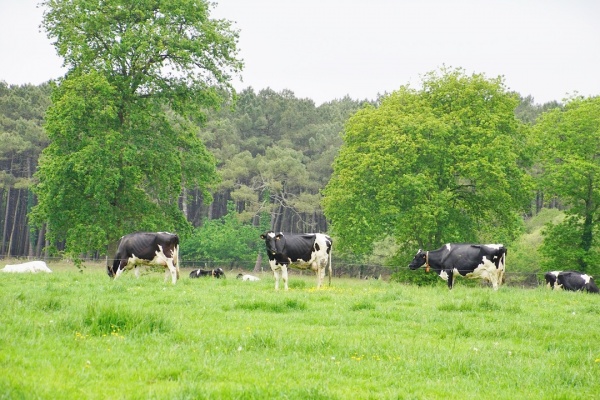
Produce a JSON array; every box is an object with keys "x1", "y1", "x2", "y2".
[{"x1": 276, "y1": 233, "x2": 283, "y2": 240}]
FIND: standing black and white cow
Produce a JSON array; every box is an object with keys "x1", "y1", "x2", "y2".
[
  {"x1": 409, "y1": 243, "x2": 507, "y2": 290},
  {"x1": 108, "y1": 232, "x2": 180, "y2": 284},
  {"x1": 260, "y1": 231, "x2": 332, "y2": 290},
  {"x1": 545, "y1": 271, "x2": 599, "y2": 293}
]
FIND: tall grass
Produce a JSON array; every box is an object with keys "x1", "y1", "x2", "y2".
[{"x1": 1, "y1": 264, "x2": 599, "y2": 399}]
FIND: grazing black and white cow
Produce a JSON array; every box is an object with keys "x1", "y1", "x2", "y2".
[
  {"x1": 189, "y1": 268, "x2": 225, "y2": 279},
  {"x1": 545, "y1": 271, "x2": 599, "y2": 293},
  {"x1": 409, "y1": 243, "x2": 507, "y2": 290},
  {"x1": 260, "y1": 231, "x2": 332, "y2": 290},
  {"x1": 237, "y1": 273, "x2": 260, "y2": 281},
  {"x1": 108, "y1": 232, "x2": 180, "y2": 284}
]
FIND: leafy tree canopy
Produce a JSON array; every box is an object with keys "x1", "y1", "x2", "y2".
[
  {"x1": 534, "y1": 96, "x2": 600, "y2": 273},
  {"x1": 31, "y1": 0, "x2": 242, "y2": 257},
  {"x1": 323, "y1": 67, "x2": 533, "y2": 256},
  {"x1": 42, "y1": 0, "x2": 242, "y2": 119}
]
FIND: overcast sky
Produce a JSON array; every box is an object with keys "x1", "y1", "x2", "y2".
[{"x1": 1, "y1": 0, "x2": 599, "y2": 105}]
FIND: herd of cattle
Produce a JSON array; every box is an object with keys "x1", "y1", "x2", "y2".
[{"x1": 1, "y1": 231, "x2": 598, "y2": 294}]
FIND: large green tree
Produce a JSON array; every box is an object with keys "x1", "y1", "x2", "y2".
[
  {"x1": 323, "y1": 68, "x2": 533, "y2": 256},
  {"x1": 534, "y1": 96, "x2": 600, "y2": 273},
  {"x1": 31, "y1": 0, "x2": 242, "y2": 257}
]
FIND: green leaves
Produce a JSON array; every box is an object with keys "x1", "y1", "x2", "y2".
[
  {"x1": 32, "y1": 1, "x2": 237, "y2": 257},
  {"x1": 533, "y1": 96, "x2": 600, "y2": 272},
  {"x1": 324, "y1": 68, "x2": 532, "y2": 255},
  {"x1": 180, "y1": 201, "x2": 261, "y2": 266}
]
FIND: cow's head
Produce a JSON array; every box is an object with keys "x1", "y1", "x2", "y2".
[
  {"x1": 214, "y1": 268, "x2": 225, "y2": 278},
  {"x1": 260, "y1": 231, "x2": 284, "y2": 255},
  {"x1": 408, "y1": 249, "x2": 426, "y2": 270},
  {"x1": 107, "y1": 261, "x2": 119, "y2": 278}
]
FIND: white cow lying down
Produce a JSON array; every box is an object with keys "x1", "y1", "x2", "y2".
[
  {"x1": 236, "y1": 273, "x2": 260, "y2": 281},
  {"x1": 1, "y1": 261, "x2": 52, "y2": 273}
]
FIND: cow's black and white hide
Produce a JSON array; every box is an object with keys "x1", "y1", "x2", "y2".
[
  {"x1": 108, "y1": 232, "x2": 180, "y2": 284},
  {"x1": 260, "y1": 231, "x2": 332, "y2": 290},
  {"x1": 409, "y1": 243, "x2": 507, "y2": 290},
  {"x1": 545, "y1": 271, "x2": 599, "y2": 293},
  {"x1": 544, "y1": 271, "x2": 560, "y2": 289},
  {"x1": 189, "y1": 268, "x2": 225, "y2": 279}
]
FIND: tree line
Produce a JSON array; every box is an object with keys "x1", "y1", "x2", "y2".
[
  {"x1": 1, "y1": 76, "x2": 580, "y2": 271},
  {"x1": 0, "y1": 80, "x2": 366, "y2": 261}
]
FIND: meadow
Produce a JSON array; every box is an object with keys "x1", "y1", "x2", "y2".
[{"x1": 1, "y1": 263, "x2": 599, "y2": 399}]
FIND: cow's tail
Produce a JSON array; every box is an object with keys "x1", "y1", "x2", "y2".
[
  {"x1": 175, "y1": 244, "x2": 180, "y2": 280},
  {"x1": 328, "y1": 241, "x2": 333, "y2": 287},
  {"x1": 500, "y1": 246, "x2": 507, "y2": 285}
]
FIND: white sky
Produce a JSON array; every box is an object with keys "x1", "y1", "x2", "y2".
[{"x1": 1, "y1": 0, "x2": 599, "y2": 105}]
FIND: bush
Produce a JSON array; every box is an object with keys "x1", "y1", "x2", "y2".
[{"x1": 390, "y1": 267, "x2": 443, "y2": 287}]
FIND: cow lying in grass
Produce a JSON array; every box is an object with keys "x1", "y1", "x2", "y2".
[
  {"x1": 2, "y1": 261, "x2": 52, "y2": 273},
  {"x1": 237, "y1": 273, "x2": 260, "y2": 281},
  {"x1": 189, "y1": 268, "x2": 225, "y2": 279}
]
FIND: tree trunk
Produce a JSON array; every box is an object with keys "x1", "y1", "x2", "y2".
[
  {"x1": 1, "y1": 185, "x2": 11, "y2": 255},
  {"x1": 253, "y1": 252, "x2": 262, "y2": 272},
  {"x1": 35, "y1": 224, "x2": 46, "y2": 258},
  {"x1": 181, "y1": 187, "x2": 188, "y2": 220},
  {"x1": 7, "y1": 188, "x2": 22, "y2": 256}
]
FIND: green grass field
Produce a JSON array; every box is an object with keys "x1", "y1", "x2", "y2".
[{"x1": 1, "y1": 263, "x2": 599, "y2": 399}]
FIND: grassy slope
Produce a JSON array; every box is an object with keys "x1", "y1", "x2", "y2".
[
  {"x1": 507, "y1": 209, "x2": 566, "y2": 284},
  {"x1": 1, "y1": 264, "x2": 599, "y2": 399}
]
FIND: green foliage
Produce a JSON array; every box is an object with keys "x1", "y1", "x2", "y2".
[
  {"x1": 540, "y1": 215, "x2": 600, "y2": 276},
  {"x1": 32, "y1": 0, "x2": 241, "y2": 256},
  {"x1": 514, "y1": 94, "x2": 562, "y2": 124},
  {"x1": 180, "y1": 201, "x2": 262, "y2": 267},
  {"x1": 199, "y1": 88, "x2": 367, "y2": 232},
  {"x1": 533, "y1": 96, "x2": 600, "y2": 272},
  {"x1": 42, "y1": 0, "x2": 242, "y2": 118},
  {"x1": 324, "y1": 67, "x2": 533, "y2": 255}
]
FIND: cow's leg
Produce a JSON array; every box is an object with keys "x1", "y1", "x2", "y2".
[
  {"x1": 270, "y1": 261, "x2": 281, "y2": 290},
  {"x1": 174, "y1": 245, "x2": 180, "y2": 280},
  {"x1": 281, "y1": 264, "x2": 289, "y2": 290},
  {"x1": 134, "y1": 267, "x2": 140, "y2": 279},
  {"x1": 316, "y1": 266, "x2": 325, "y2": 288},
  {"x1": 490, "y1": 269, "x2": 502, "y2": 290},
  {"x1": 166, "y1": 259, "x2": 177, "y2": 284},
  {"x1": 447, "y1": 269, "x2": 455, "y2": 289},
  {"x1": 273, "y1": 269, "x2": 281, "y2": 290}
]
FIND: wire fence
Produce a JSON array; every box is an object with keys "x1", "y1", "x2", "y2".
[{"x1": 1, "y1": 254, "x2": 547, "y2": 288}]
